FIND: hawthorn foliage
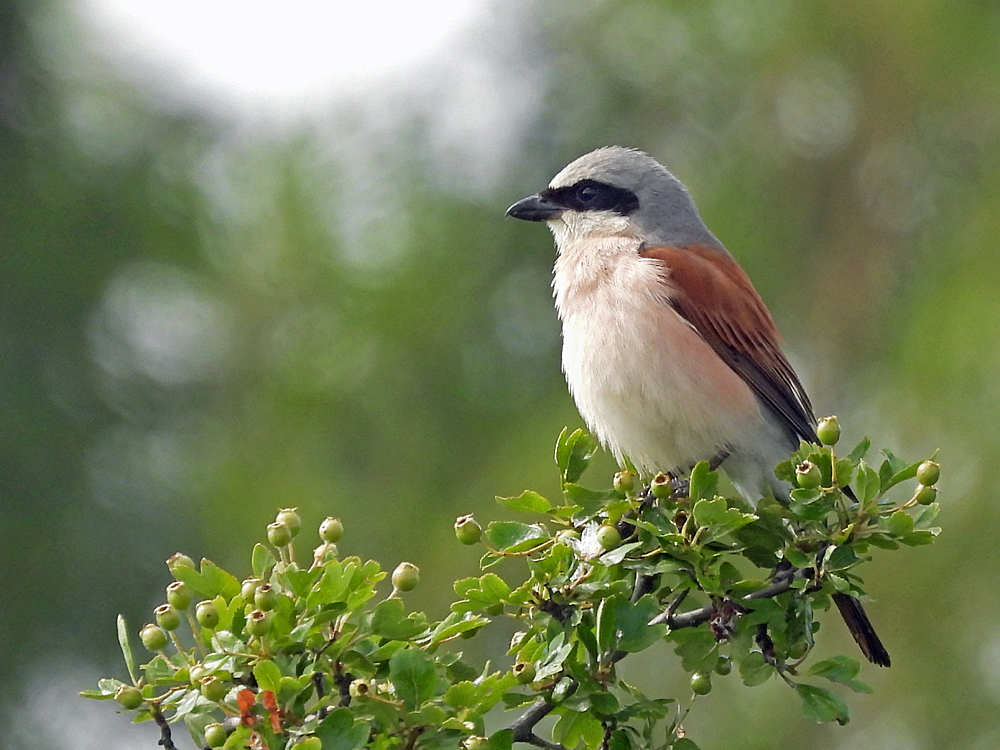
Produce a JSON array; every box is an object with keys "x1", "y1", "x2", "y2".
[{"x1": 84, "y1": 421, "x2": 940, "y2": 750}]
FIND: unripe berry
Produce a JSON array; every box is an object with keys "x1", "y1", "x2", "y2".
[
  {"x1": 690, "y1": 671, "x2": 712, "y2": 695},
  {"x1": 916, "y1": 460, "x2": 940, "y2": 487},
  {"x1": 597, "y1": 524, "x2": 621, "y2": 551},
  {"x1": 246, "y1": 609, "x2": 273, "y2": 637},
  {"x1": 392, "y1": 562, "x2": 420, "y2": 592},
  {"x1": 267, "y1": 521, "x2": 293, "y2": 548},
  {"x1": 787, "y1": 640, "x2": 809, "y2": 660},
  {"x1": 613, "y1": 471, "x2": 634, "y2": 494},
  {"x1": 188, "y1": 665, "x2": 208, "y2": 685},
  {"x1": 319, "y1": 517, "x2": 343, "y2": 543},
  {"x1": 513, "y1": 662, "x2": 536, "y2": 684},
  {"x1": 196, "y1": 600, "x2": 220, "y2": 629},
  {"x1": 166, "y1": 581, "x2": 192, "y2": 610},
  {"x1": 795, "y1": 460, "x2": 822, "y2": 490},
  {"x1": 200, "y1": 675, "x2": 228, "y2": 702},
  {"x1": 454, "y1": 515, "x2": 482, "y2": 545},
  {"x1": 714, "y1": 656, "x2": 732, "y2": 676},
  {"x1": 291, "y1": 739, "x2": 322, "y2": 750},
  {"x1": 254, "y1": 583, "x2": 279, "y2": 611},
  {"x1": 555, "y1": 528, "x2": 580, "y2": 545},
  {"x1": 816, "y1": 416, "x2": 841, "y2": 446},
  {"x1": 465, "y1": 737, "x2": 489, "y2": 750},
  {"x1": 166, "y1": 552, "x2": 196, "y2": 576},
  {"x1": 241, "y1": 577, "x2": 261, "y2": 601},
  {"x1": 204, "y1": 723, "x2": 227, "y2": 748},
  {"x1": 275, "y1": 508, "x2": 301, "y2": 537},
  {"x1": 114, "y1": 684, "x2": 143, "y2": 710},
  {"x1": 155, "y1": 603, "x2": 181, "y2": 632},
  {"x1": 915, "y1": 485, "x2": 937, "y2": 506},
  {"x1": 650, "y1": 473, "x2": 672, "y2": 499},
  {"x1": 139, "y1": 623, "x2": 168, "y2": 651}
]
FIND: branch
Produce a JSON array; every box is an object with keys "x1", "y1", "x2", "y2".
[
  {"x1": 151, "y1": 705, "x2": 177, "y2": 750},
  {"x1": 510, "y1": 568, "x2": 806, "y2": 747},
  {"x1": 649, "y1": 566, "x2": 804, "y2": 629}
]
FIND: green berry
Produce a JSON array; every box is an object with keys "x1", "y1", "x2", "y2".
[
  {"x1": 714, "y1": 656, "x2": 732, "y2": 676},
  {"x1": 690, "y1": 671, "x2": 712, "y2": 695},
  {"x1": 392, "y1": 562, "x2": 420, "y2": 592},
  {"x1": 267, "y1": 521, "x2": 293, "y2": 548},
  {"x1": 139, "y1": 623, "x2": 168, "y2": 651},
  {"x1": 319, "y1": 517, "x2": 344, "y2": 543},
  {"x1": 200, "y1": 675, "x2": 228, "y2": 702},
  {"x1": 241, "y1": 577, "x2": 261, "y2": 601},
  {"x1": 613, "y1": 471, "x2": 634, "y2": 494},
  {"x1": 454, "y1": 515, "x2": 482, "y2": 545},
  {"x1": 787, "y1": 640, "x2": 809, "y2": 660},
  {"x1": 114, "y1": 684, "x2": 143, "y2": 710},
  {"x1": 596, "y1": 524, "x2": 621, "y2": 551},
  {"x1": 513, "y1": 662, "x2": 536, "y2": 684},
  {"x1": 650, "y1": 473, "x2": 672, "y2": 499},
  {"x1": 155, "y1": 603, "x2": 181, "y2": 632},
  {"x1": 291, "y1": 739, "x2": 322, "y2": 750},
  {"x1": 188, "y1": 665, "x2": 208, "y2": 685},
  {"x1": 254, "y1": 583, "x2": 279, "y2": 611},
  {"x1": 916, "y1": 460, "x2": 940, "y2": 487},
  {"x1": 246, "y1": 609, "x2": 273, "y2": 637},
  {"x1": 196, "y1": 600, "x2": 220, "y2": 629},
  {"x1": 275, "y1": 508, "x2": 301, "y2": 537},
  {"x1": 795, "y1": 460, "x2": 822, "y2": 490},
  {"x1": 915, "y1": 485, "x2": 937, "y2": 505},
  {"x1": 204, "y1": 723, "x2": 228, "y2": 748},
  {"x1": 166, "y1": 581, "x2": 192, "y2": 610},
  {"x1": 816, "y1": 416, "x2": 841, "y2": 446},
  {"x1": 166, "y1": 552, "x2": 196, "y2": 576},
  {"x1": 465, "y1": 737, "x2": 489, "y2": 750}
]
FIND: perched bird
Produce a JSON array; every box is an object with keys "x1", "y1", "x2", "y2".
[{"x1": 506, "y1": 146, "x2": 890, "y2": 667}]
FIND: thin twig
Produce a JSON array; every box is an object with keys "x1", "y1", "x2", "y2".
[{"x1": 151, "y1": 705, "x2": 177, "y2": 750}]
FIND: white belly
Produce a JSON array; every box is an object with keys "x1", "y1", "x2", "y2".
[{"x1": 553, "y1": 238, "x2": 777, "y2": 482}]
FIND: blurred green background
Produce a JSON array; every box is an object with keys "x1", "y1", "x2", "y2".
[{"x1": 2, "y1": 0, "x2": 998, "y2": 748}]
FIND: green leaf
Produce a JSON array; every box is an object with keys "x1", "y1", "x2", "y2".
[
  {"x1": 796, "y1": 683, "x2": 850, "y2": 725},
  {"x1": 443, "y1": 681, "x2": 479, "y2": 709},
  {"x1": 596, "y1": 596, "x2": 618, "y2": 653},
  {"x1": 172, "y1": 559, "x2": 241, "y2": 600},
  {"x1": 314, "y1": 708, "x2": 370, "y2": 750},
  {"x1": 556, "y1": 428, "x2": 599, "y2": 483},
  {"x1": 855, "y1": 461, "x2": 880, "y2": 506},
  {"x1": 496, "y1": 490, "x2": 552, "y2": 514},
  {"x1": 807, "y1": 656, "x2": 873, "y2": 694},
  {"x1": 117, "y1": 614, "x2": 137, "y2": 684},
  {"x1": 251, "y1": 543, "x2": 277, "y2": 578},
  {"x1": 848, "y1": 437, "x2": 871, "y2": 463},
  {"x1": 562, "y1": 483, "x2": 613, "y2": 516},
  {"x1": 688, "y1": 461, "x2": 718, "y2": 502},
  {"x1": 670, "y1": 629, "x2": 718, "y2": 672},
  {"x1": 552, "y1": 710, "x2": 604, "y2": 750},
  {"x1": 485, "y1": 521, "x2": 548, "y2": 552},
  {"x1": 488, "y1": 729, "x2": 514, "y2": 750},
  {"x1": 253, "y1": 659, "x2": 283, "y2": 693},
  {"x1": 365, "y1": 598, "x2": 425, "y2": 639},
  {"x1": 615, "y1": 595, "x2": 666, "y2": 653},
  {"x1": 388, "y1": 649, "x2": 437, "y2": 710},
  {"x1": 672, "y1": 740, "x2": 703, "y2": 750},
  {"x1": 738, "y1": 651, "x2": 775, "y2": 686}
]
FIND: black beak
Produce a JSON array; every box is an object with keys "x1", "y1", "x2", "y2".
[{"x1": 505, "y1": 193, "x2": 563, "y2": 222}]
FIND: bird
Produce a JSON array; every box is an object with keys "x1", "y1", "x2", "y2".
[{"x1": 505, "y1": 145, "x2": 890, "y2": 667}]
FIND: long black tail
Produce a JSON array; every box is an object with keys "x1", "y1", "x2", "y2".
[{"x1": 832, "y1": 592, "x2": 891, "y2": 667}]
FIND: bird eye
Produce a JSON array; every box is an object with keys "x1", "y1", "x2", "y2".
[{"x1": 575, "y1": 184, "x2": 600, "y2": 204}]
